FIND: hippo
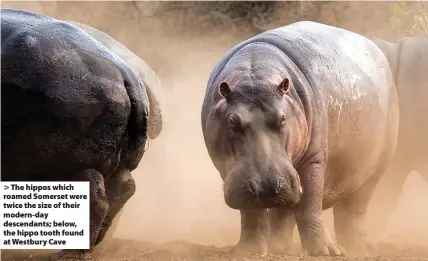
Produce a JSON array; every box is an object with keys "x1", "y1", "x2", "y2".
[
  {"x1": 67, "y1": 21, "x2": 165, "y2": 240},
  {"x1": 368, "y1": 36, "x2": 428, "y2": 234},
  {"x1": 201, "y1": 21, "x2": 399, "y2": 256},
  {"x1": 1, "y1": 9, "x2": 151, "y2": 260}
]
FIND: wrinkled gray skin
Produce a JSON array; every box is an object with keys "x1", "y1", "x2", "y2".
[
  {"x1": 1, "y1": 9, "x2": 150, "y2": 260},
  {"x1": 69, "y1": 21, "x2": 165, "y2": 140},
  {"x1": 201, "y1": 21, "x2": 399, "y2": 256},
  {"x1": 68, "y1": 21, "x2": 165, "y2": 240},
  {"x1": 368, "y1": 36, "x2": 428, "y2": 233}
]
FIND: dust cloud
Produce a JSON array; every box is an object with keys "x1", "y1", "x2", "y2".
[
  {"x1": 384, "y1": 172, "x2": 428, "y2": 243},
  {"x1": 1, "y1": 0, "x2": 247, "y2": 246},
  {"x1": 1, "y1": 1, "x2": 427, "y2": 257},
  {"x1": 117, "y1": 41, "x2": 242, "y2": 246}
]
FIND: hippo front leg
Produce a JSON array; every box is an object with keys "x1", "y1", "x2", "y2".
[
  {"x1": 96, "y1": 168, "x2": 136, "y2": 245},
  {"x1": 268, "y1": 208, "x2": 296, "y2": 254},
  {"x1": 295, "y1": 160, "x2": 345, "y2": 256},
  {"x1": 333, "y1": 174, "x2": 383, "y2": 256},
  {"x1": 49, "y1": 169, "x2": 108, "y2": 260},
  {"x1": 233, "y1": 209, "x2": 270, "y2": 255}
]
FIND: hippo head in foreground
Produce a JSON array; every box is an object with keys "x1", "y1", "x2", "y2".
[{"x1": 205, "y1": 71, "x2": 308, "y2": 210}]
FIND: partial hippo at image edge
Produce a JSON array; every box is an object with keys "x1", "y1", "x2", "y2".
[
  {"x1": 1, "y1": 8, "x2": 155, "y2": 260},
  {"x1": 368, "y1": 36, "x2": 428, "y2": 235}
]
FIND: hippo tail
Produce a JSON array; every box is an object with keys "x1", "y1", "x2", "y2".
[
  {"x1": 121, "y1": 55, "x2": 165, "y2": 140},
  {"x1": 371, "y1": 38, "x2": 402, "y2": 89},
  {"x1": 127, "y1": 56, "x2": 165, "y2": 140},
  {"x1": 140, "y1": 77, "x2": 163, "y2": 139},
  {"x1": 123, "y1": 74, "x2": 150, "y2": 171},
  {"x1": 68, "y1": 20, "x2": 164, "y2": 140}
]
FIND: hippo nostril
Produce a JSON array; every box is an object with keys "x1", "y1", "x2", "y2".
[
  {"x1": 289, "y1": 177, "x2": 295, "y2": 190},
  {"x1": 290, "y1": 173, "x2": 302, "y2": 195},
  {"x1": 295, "y1": 175, "x2": 303, "y2": 194},
  {"x1": 248, "y1": 181, "x2": 258, "y2": 196},
  {"x1": 276, "y1": 177, "x2": 285, "y2": 194}
]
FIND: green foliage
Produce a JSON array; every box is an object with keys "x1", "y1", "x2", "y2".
[
  {"x1": 410, "y1": 2, "x2": 428, "y2": 36},
  {"x1": 141, "y1": 2, "x2": 426, "y2": 38},
  {"x1": 390, "y1": 1, "x2": 428, "y2": 37},
  {"x1": 391, "y1": 2, "x2": 406, "y2": 32}
]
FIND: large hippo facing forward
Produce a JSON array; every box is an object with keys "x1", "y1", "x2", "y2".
[
  {"x1": 368, "y1": 36, "x2": 428, "y2": 233},
  {"x1": 1, "y1": 9, "x2": 149, "y2": 259},
  {"x1": 201, "y1": 21, "x2": 399, "y2": 256}
]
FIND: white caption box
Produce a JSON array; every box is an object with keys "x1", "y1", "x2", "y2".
[{"x1": 0, "y1": 182, "x2": 90, "y2": 249}]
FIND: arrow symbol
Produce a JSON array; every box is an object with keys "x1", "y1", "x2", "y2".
[{"x1": 4, "y1": 185, "x2": 9, "y2": 190}]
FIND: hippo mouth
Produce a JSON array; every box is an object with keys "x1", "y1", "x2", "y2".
[{"x1": 223, "y1": 174, "x2": 303, "y2": 210}]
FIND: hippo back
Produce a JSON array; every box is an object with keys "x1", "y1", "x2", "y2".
[
  {"x1": 371, "y1": 39, "x2": 400, "y2": 83},
  {"x1": 1, "y1": 9, "x2": 149, "y2": 179},
  {"x1": 203, "y1": 21, "x2": 393, "y2": 132},
  {"x1": 373, "y1": 36, "x2": 428, "y2": 167},
  {"x1": 68, "y1": 21, "x2": 165, "y2": 139}
]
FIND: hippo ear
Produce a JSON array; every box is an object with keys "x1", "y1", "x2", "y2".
[
  {"x1": 278, "y1": 78, "x2": 290, "y2": 96},
  {"x1": 219, "y1": 81, "x2": 231, "y2": 99}
]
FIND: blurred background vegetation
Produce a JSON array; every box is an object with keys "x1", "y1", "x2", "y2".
[
  {"x1": 4, "y1": 1, "x2": 426, "y2": 80},
  {"x1": 151, "y1": 1, "x2": 428, "y2": 38},
  {"x1": 3, "y1": 1, "x2": 427, "y2": 38}
]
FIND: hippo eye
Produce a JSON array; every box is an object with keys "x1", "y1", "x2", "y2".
[
  {"x1": 228, "y1": 116, "x2": 236, "y2": 128},
  {"x1": 279, "y1": 115, "x2": 286, "y2": 128}
]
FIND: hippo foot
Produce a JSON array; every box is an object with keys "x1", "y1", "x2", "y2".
[
  {"x1": 95, "y1": 224, "x2": 109, "y2": 245},
  {"x1": 343, "y1": 240, "x2": 378, "y2": 256},
  {"x1": 48, "y1": 249, "x2": 92, "y2": 261},
  {"x1": 297, "y1": 212, "x2": 346, "y2": 256},
  {"x1": 304, "y1": 239, "x2": 346, "y2": 257},
  {"x1": 232, "y1": 239, "x2": 268, "y2": 256},
  {"x1": 301, "y1": 227, "x2": 346, "y2": 257},
  {"x1": 268, "y1": 238, "x2": 293, "y2": 254}
]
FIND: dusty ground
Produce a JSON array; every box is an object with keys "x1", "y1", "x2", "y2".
[{"x1": 2, "y1": 238, "x2": 428, "y2": 261}]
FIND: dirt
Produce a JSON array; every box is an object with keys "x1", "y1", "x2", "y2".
[{"x1": 2, "y1": 238, "x2": 428, "y2": 261}]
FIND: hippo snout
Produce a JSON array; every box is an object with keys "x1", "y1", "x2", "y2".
[{"x1": 224, "y1": 171, "x2": 302, "y2": 209}]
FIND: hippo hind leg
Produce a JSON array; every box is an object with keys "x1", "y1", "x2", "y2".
[
  {"x1": 96, "y1": 168, "x2": 136, "y2": 245},
  {"x1": 333, "y1": 173, "x2": 382, "y2": 256},
  {"x1": 268, "y1": 208, "x2": 296, "y2": 254},
  {"x1": 366, "y1": 161, "x2": 410, "y2": 235},
  {"x1": 103, "y1": 208, "x2": 125, "y2": 239},
  {"x1": 49, "y1": 169, "x2": 108, "y2": 260}
]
